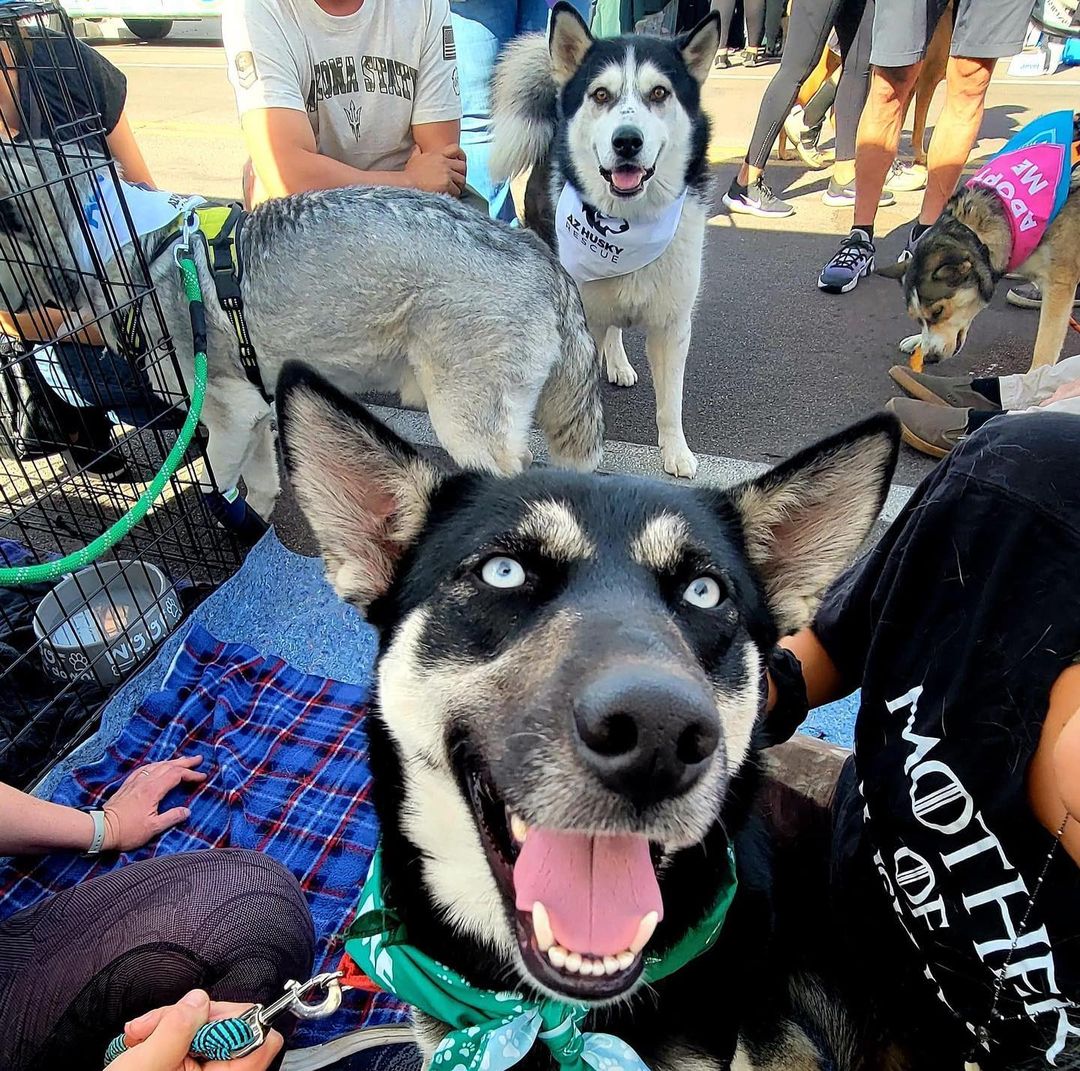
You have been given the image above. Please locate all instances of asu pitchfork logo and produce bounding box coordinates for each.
[343,100,363,143]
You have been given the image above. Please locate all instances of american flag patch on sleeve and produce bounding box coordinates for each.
[442,25,456,60]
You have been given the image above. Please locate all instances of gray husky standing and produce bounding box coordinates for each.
[0,146,604,517]
[491,4,720,479]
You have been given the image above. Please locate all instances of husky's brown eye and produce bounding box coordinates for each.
[592,87,611,105]
[649,85,669,103]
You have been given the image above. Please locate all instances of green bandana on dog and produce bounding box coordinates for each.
[343,844,737,1071]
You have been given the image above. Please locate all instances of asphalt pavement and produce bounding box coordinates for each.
[91,22,1080,494]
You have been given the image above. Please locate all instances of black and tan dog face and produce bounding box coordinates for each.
[884,225,996,363]
[278,366,897,1004]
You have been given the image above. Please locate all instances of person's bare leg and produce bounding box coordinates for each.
[833,159,856,184]
[738,161,763,186]
[918,55,994,226]
[852,63,920,227]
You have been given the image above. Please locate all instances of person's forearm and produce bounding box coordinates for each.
[0,781,95,855]
[253,148,412,200]
[106,112,156,188]
[767,627,846,712]
[0,306,105,347]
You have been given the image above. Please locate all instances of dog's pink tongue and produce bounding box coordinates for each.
[514,829,662,957]
[611,167,643,191]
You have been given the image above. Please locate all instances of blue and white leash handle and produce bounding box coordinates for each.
[103,972,345,1066]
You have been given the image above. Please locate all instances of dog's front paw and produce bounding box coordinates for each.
[607,363,638,387]
[603,330,637,387]
[662,442,698,479]
[898,333,921,355]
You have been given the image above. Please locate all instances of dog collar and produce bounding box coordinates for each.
[342,842,737,1071]
[555,182,687,285]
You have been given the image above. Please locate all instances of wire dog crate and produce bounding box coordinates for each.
[0,1,243,789]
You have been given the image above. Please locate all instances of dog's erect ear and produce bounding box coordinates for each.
[727,414,899,635]
[276,363,443,608]
[549,1,593,85]
[876,258,908,282]
[932,258,973,287]
[680,12,722,84]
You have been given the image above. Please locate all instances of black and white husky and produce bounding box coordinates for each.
[278,363,901,1071]
[491,4,720,480]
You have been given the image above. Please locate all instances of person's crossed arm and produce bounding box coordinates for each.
[238,108,465,201]
[224,0,465,203]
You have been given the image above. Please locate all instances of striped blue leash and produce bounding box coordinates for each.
[103,972,345,1066]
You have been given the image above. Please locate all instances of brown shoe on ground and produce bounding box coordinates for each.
[885,397,971,459]
[888,366,1000,411]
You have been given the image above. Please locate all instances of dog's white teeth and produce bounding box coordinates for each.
[547,944,639,977]
[510,813,529,844]
[532,902,554,952]
[628,911,659,955]
[548,945,568,969]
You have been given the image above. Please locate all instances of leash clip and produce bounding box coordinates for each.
[264,970,345,1022]
[102,972,345,1066]
[173,211,198,266]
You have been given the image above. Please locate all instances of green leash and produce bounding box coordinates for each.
[344,843,738,1071]
[0,250,209,587]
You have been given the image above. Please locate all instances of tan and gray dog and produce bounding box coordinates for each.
[883,166,1080,371]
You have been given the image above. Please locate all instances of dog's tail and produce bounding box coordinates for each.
[490,33,557,183]
[537,267,604,471]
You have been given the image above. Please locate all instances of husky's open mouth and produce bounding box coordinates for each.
[460,752,662,1001]
[598,164,655,198]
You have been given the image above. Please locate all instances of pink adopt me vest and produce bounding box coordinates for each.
[965,110,1074,272]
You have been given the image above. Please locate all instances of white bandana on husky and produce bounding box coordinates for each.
[556,183,686,284]
[75,172,202,272]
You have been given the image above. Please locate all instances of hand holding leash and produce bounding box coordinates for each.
[104,973,344,1068]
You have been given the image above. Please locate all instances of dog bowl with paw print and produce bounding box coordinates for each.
[34,560,183,687]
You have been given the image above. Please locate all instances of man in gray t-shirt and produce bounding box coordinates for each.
[223,0,465,206]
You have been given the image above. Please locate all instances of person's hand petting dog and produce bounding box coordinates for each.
[0,756,206,856]
[404,142,467,197]
[111,991,282,1071]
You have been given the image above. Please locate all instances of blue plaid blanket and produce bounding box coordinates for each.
[0,622,408,1047]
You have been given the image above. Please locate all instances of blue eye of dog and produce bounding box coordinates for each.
[683,576,723,609]
[480,556,527,589]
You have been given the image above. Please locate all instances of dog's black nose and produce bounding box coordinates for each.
[611,126,644,160]
[573,666,720,806]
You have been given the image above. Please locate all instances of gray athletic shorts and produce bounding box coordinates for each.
[870,0,1035,66]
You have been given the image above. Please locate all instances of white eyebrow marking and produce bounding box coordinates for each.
[630,512,691,570]
[516,500,594,560]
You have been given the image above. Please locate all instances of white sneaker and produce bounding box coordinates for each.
[885,160,928,192]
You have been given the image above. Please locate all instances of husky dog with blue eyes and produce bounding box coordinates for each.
[490,3,720,481]
[278,362,901,1071]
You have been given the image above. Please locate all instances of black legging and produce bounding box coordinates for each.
[711,0,739,49]
[713,0,782,50]
[746,0,783,50]
[0,850,315,1071]
[745,0,873,169]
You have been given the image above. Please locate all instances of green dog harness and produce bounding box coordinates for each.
[343,843,738,1071]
